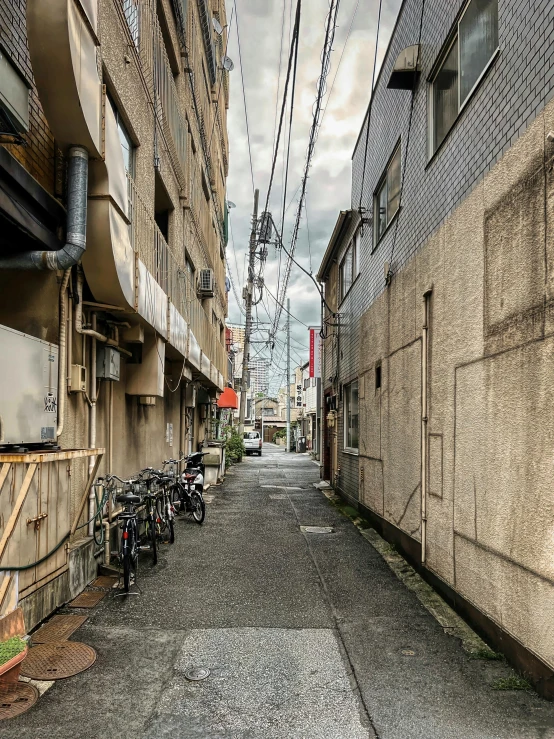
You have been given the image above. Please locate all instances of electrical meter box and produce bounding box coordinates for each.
[96,345,120,381]
[0,324,59,445]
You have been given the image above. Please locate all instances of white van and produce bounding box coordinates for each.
[244,431,262,456]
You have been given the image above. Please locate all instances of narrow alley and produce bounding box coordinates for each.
[4,445,554,739]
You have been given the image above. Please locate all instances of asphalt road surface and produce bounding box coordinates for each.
[5,444,554,738]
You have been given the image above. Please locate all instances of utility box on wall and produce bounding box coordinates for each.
[96,346,121,381]
[0,324,59,444]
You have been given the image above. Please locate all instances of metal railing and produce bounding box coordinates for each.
[127,175,227,378]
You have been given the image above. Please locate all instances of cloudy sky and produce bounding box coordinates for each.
[224,0,402,392]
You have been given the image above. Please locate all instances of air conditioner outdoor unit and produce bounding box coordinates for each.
[198,268,215,297]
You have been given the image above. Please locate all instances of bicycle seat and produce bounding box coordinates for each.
[116,493,141,505]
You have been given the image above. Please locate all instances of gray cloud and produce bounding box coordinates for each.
[225,0,402,391]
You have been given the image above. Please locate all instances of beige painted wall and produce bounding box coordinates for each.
[358,99,554,671]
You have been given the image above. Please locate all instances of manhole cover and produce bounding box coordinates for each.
[69,591,106,608]
[32,615,88,644]
[21,642,97,680]
[91,576,118,590]
[184,666,210,681]
[300,526,334,534]
[0,682,39,720]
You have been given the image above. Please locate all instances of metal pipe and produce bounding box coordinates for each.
[75,268,108,343]
[56,270,71,438]
[0,147,89,270]
[88,315,98,536]
[421,291,431,565]
[67,291,73,392]
[103,520,110,566]
[108,380,114,522]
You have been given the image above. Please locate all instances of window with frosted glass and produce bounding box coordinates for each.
[344,380,359,451]
[430,0,498,153]
[373,143,401,245]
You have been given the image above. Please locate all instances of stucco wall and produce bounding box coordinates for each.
[356,101,554,672]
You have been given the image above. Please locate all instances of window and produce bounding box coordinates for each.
[339,247,352,302]
[108,95,135,177]
[344,380,359,452]
[352,229,360,279]
[122,0,140,49]
[430,0,498,153]
[375,364,382,390]
[373,143,401,245]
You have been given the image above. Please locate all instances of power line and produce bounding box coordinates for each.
[262,0,301,219]
[234,0,255,196]
[272,0,342,336]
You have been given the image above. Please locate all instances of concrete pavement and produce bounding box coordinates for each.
[4,443,554,738]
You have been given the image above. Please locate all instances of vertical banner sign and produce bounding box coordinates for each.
[309,327,322,378]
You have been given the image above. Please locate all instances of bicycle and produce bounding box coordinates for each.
[136,469,160,565]
[164,455,206,525]
[101,474,142,592]
[145,468,177,544]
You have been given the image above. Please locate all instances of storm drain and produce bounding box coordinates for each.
[300,526,334,534]
[91,576,118,590]
[32,615,88,644]
[0,682,39,720]
[20,642,97,680]
[69,590,106,608]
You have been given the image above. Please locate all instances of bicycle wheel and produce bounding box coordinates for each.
[149,514,158,564]
[191,492,205,525]
[171,484,183,514]
[123,553,131,592]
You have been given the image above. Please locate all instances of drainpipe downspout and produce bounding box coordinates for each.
[421,291,431,565]
[56,269,71,438]
[0,146,89,270]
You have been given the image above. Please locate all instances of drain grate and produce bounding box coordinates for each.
[300,526,334,534]
[91,576,117,590]
[0,682,39,720]
[21,642,96,680]
[32,615,88,644]
[184,666,210,681]
[69,591,106,608]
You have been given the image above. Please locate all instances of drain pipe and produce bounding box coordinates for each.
[56,269,71,438]
[0,147,89,270]
[75,268,108,343]
[421,291,431,565]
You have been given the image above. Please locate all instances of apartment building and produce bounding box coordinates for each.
[318,0,554,697]
[0,0,230,627]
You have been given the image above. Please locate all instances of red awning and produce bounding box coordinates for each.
[217,387,239,409]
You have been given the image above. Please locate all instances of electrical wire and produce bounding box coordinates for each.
[234,0,256,196]
[272,0,342,336]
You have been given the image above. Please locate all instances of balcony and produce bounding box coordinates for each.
[127,175,227,380]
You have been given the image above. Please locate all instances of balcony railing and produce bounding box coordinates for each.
[127,175,227,378]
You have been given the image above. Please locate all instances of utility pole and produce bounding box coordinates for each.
[286,297,291,453]
[239,188,259,435]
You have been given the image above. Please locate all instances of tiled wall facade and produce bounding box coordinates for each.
[0,0,57,195]
[334,0,554,502]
